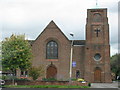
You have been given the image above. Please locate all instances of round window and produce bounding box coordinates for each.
[94,53,101,61]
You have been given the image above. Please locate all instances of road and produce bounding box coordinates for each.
[91,81,119,88]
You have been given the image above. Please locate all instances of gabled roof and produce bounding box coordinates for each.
[32,20,69,44]
[29,21,86,46]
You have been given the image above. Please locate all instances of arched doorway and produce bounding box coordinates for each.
[46,65,57,79]
[94,68,101,82]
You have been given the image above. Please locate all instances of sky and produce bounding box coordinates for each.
[0,0,119,56]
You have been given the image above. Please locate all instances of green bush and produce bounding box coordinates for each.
[2,75,14,80]
[42,78,57,81]
[2,76,7,80]
[0,76,2,79]
[29,66,44,80]
[14,78,30,81]
[71,78,77,81]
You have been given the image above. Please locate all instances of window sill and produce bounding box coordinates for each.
[46,59,58,61]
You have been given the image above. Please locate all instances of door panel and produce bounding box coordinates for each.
[46,65,57,79]
[94,69,101,82]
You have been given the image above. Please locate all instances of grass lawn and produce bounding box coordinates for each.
[4,85,90,88]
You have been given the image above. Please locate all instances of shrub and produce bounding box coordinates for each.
[2,75,15,80]
[14,78,30,81]
[29,65,44,80]
[29,67,40,80]
[71,78,77,81]
[42,78,57,81]
[2,76,8,80]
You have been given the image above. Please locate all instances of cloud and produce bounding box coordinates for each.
[111,43,118,56]
[0,0,119,56]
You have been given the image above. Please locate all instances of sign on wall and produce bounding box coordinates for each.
[72,61,76,67]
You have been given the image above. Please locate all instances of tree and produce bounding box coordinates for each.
[29,65,44,80]
[2,34,32,75]
[110,53,120,79]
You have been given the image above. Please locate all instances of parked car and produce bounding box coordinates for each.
[77,78,85,82]
[0,79,5,85]
[77,78,87,83]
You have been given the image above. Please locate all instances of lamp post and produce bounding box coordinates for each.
[69,32,74,82]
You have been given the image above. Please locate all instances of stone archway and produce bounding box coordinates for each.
[46,65,57,79]
[94,68,101,83]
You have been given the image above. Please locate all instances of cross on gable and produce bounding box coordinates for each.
[94,28,100,37]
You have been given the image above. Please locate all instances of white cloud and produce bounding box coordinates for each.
[0,0,119,56]
[1,0,118,24]
[111,44,118,56]
[3,7,27,25]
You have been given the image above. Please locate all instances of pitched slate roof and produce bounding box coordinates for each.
[70,40,86,45]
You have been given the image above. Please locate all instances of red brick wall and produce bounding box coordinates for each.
[84,9,112,83]
[5,80,88,86]
[31,21,71,81]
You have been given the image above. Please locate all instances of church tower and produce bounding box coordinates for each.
[84,8,112,83]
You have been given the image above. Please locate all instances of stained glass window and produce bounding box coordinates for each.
[94,53,101,61]
[46,41,58,59]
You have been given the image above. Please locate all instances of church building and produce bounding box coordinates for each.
[29,8,112,83]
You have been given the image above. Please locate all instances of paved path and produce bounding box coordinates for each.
[91,81,119,88]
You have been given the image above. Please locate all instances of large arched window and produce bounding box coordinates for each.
[46,41,58,59]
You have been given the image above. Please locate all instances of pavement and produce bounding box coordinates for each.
[91,81,119,88]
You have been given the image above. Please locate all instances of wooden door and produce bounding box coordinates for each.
[94,69,101,82]
[46,65,57,79]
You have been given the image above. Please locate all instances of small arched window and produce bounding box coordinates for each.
[46,41,58,59]
[93,13,102,22]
